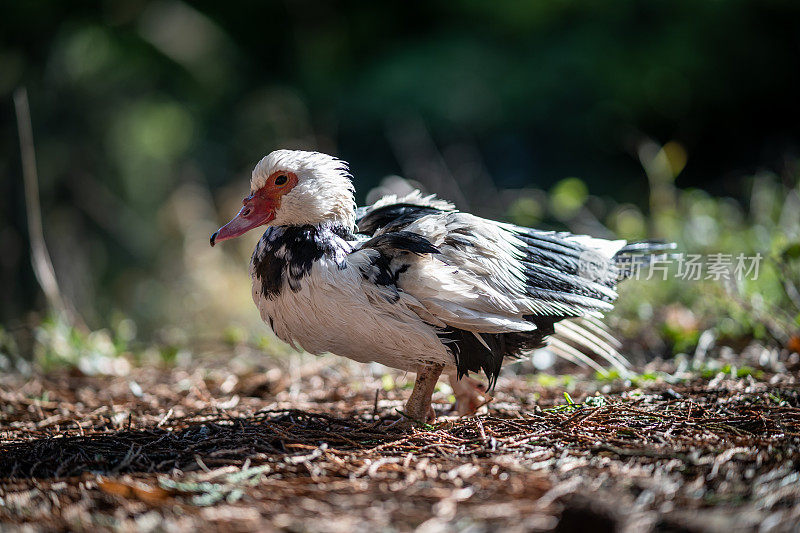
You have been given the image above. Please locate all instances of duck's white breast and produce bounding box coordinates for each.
[251,255,454,372]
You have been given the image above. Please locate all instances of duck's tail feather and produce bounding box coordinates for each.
[614,240,677,257]
[549,317,630,374]
[613,240,678,280]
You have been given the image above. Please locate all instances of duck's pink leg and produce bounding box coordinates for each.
[397,363,444,426]
[449,374,491,415]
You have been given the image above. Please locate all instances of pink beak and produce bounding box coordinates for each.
[210,194,276,246]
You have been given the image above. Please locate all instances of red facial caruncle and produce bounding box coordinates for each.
[210,171,298,246]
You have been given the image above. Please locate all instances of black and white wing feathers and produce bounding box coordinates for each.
[354,191,669,384]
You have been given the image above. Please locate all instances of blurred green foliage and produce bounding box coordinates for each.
[607,158,800,356]
[33,316,133,374]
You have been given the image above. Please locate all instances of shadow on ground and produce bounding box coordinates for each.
[0,410,401,478]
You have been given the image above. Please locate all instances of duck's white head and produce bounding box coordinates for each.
[211,150,356,246]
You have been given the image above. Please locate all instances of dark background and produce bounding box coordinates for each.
[2,0,799,340]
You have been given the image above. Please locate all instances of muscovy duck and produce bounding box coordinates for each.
[211,150,670,425]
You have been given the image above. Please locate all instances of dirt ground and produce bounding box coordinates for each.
[1,352,799,533]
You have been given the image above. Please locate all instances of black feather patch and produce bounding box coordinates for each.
[361,231,440,256]
[513,229,623,307]
[356,203,443,234]
[440,317,561,390]
[252,244,285,299]
[357,231,438,301]
[251,224,350,299]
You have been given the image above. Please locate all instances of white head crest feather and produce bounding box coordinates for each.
[251,150,356,230]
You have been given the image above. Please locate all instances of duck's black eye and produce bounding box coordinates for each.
[274,174,288,186]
